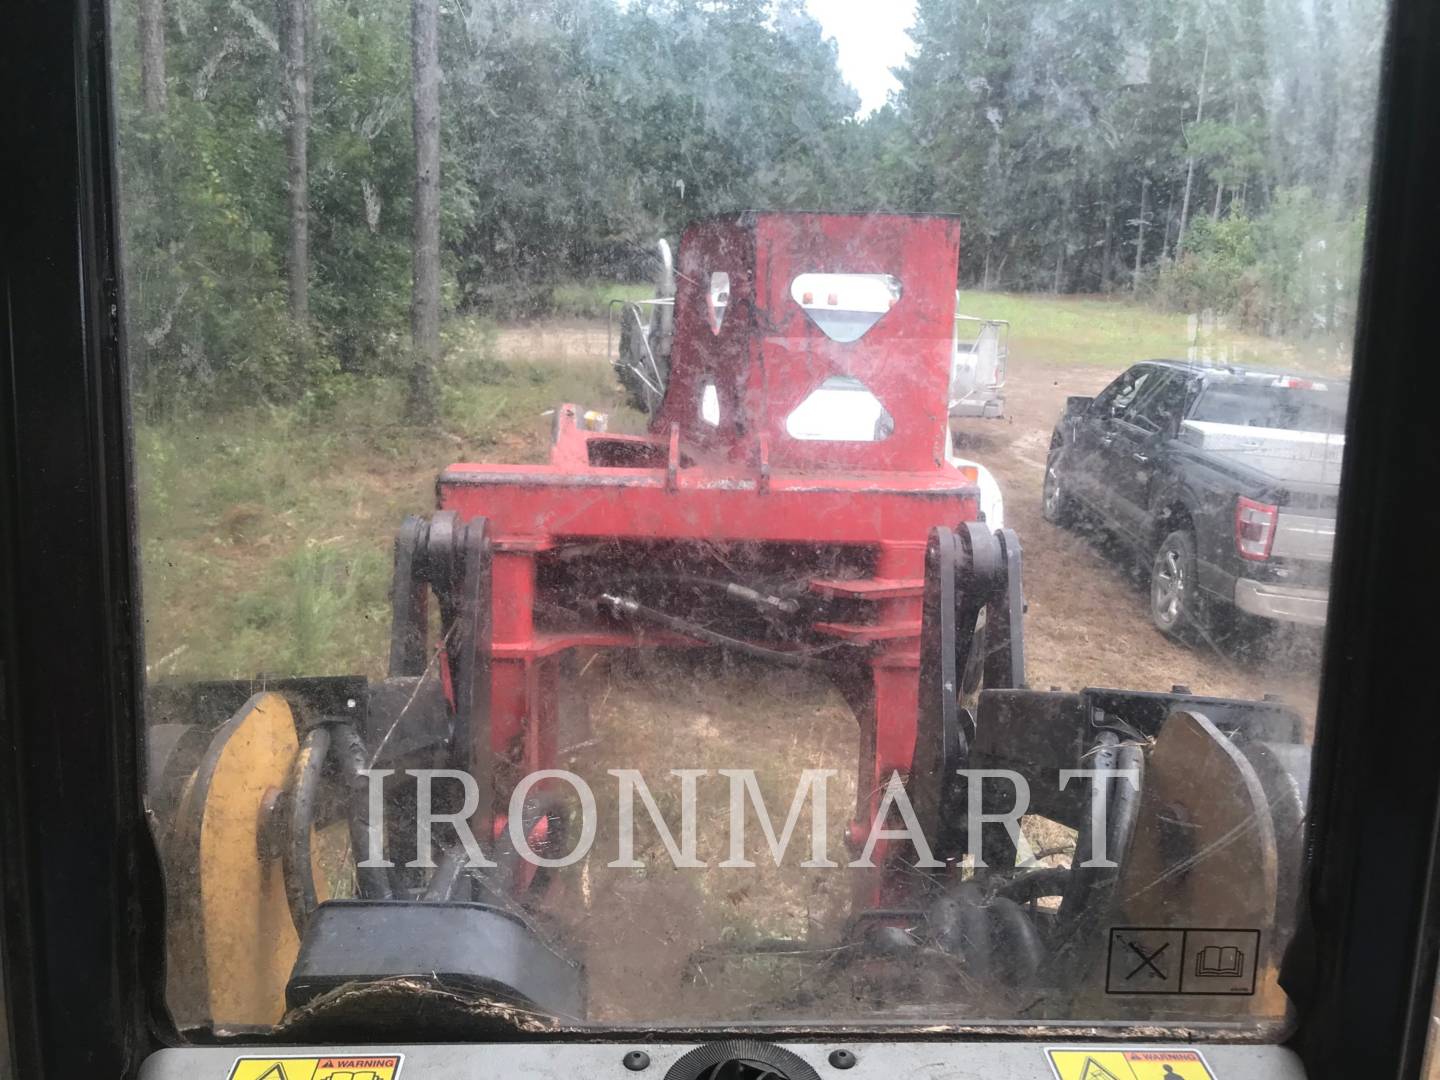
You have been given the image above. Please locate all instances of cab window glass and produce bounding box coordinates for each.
[1105,367,1155,417]
[1191,382,1348,433]
[1129,373,1188,434]
[108,0,1385,1040]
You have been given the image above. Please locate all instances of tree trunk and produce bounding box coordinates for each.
[284,0,310,327]
[138,0,167,112]
[1052,189,1071,294]
[1176,39,1209,257]
[1212,181,1224,220]
[409,0,442,424]
[1101,197,1114,292]
[1132,177,1150,292]
[1160,187,1176,261]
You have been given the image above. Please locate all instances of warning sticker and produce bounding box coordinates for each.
[227,1054,403,1080]
[1047,1047,1215,1080]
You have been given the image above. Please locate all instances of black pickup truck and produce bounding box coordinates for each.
[1041,360,1347,640]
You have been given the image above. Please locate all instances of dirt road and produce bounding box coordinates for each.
[494,317,611,365]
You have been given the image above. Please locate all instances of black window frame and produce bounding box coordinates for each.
[4,1,1440,1077]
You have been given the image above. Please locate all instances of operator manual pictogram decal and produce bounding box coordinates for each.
[1106,927,1260,995]
[1047,1047,1216,1080]
[226,1054,403,1080]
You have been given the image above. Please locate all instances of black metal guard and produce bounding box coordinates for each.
[913,523,1026,859]
[386,512,493,781]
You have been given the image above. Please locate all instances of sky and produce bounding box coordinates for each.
[803,0,919,115]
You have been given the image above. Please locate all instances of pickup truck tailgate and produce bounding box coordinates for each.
[1273,512,1336,561]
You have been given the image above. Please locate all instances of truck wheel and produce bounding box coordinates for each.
[1150,530,1203,639]
[1041,449,1077,527]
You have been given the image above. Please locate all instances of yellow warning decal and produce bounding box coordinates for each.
[1047,1047,1215,1080]
[227,1054,403,1080]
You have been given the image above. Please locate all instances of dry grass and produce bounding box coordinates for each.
[136,340,630,680]
[543,652,860,1022]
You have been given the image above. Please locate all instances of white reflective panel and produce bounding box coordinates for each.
[784,376,893,442]
[708,272,730,334]
[699,381,720,426]
[790,273,901,342]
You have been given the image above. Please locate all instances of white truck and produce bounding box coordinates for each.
[950,314,1009,419]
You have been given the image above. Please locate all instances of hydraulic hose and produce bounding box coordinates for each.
[605,572,802,615]
[599,593,833,671]
[423,845,471,902]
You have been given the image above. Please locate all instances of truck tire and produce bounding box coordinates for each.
[1150,529,1205,640]
[1041,448,1078,527]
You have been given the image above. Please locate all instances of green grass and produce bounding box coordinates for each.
[556,281,1350,372]
[959,290,1194,367]
[548,280,655,320]
[137,320,633,681]
[960,289,1352,375]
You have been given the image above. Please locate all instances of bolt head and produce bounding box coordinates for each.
[829,1048,857,1069]
[623,1050,650,1072]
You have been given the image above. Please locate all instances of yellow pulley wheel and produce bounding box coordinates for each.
[164,692,352,1030]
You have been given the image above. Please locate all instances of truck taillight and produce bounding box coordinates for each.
[1235,496,1278,560]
